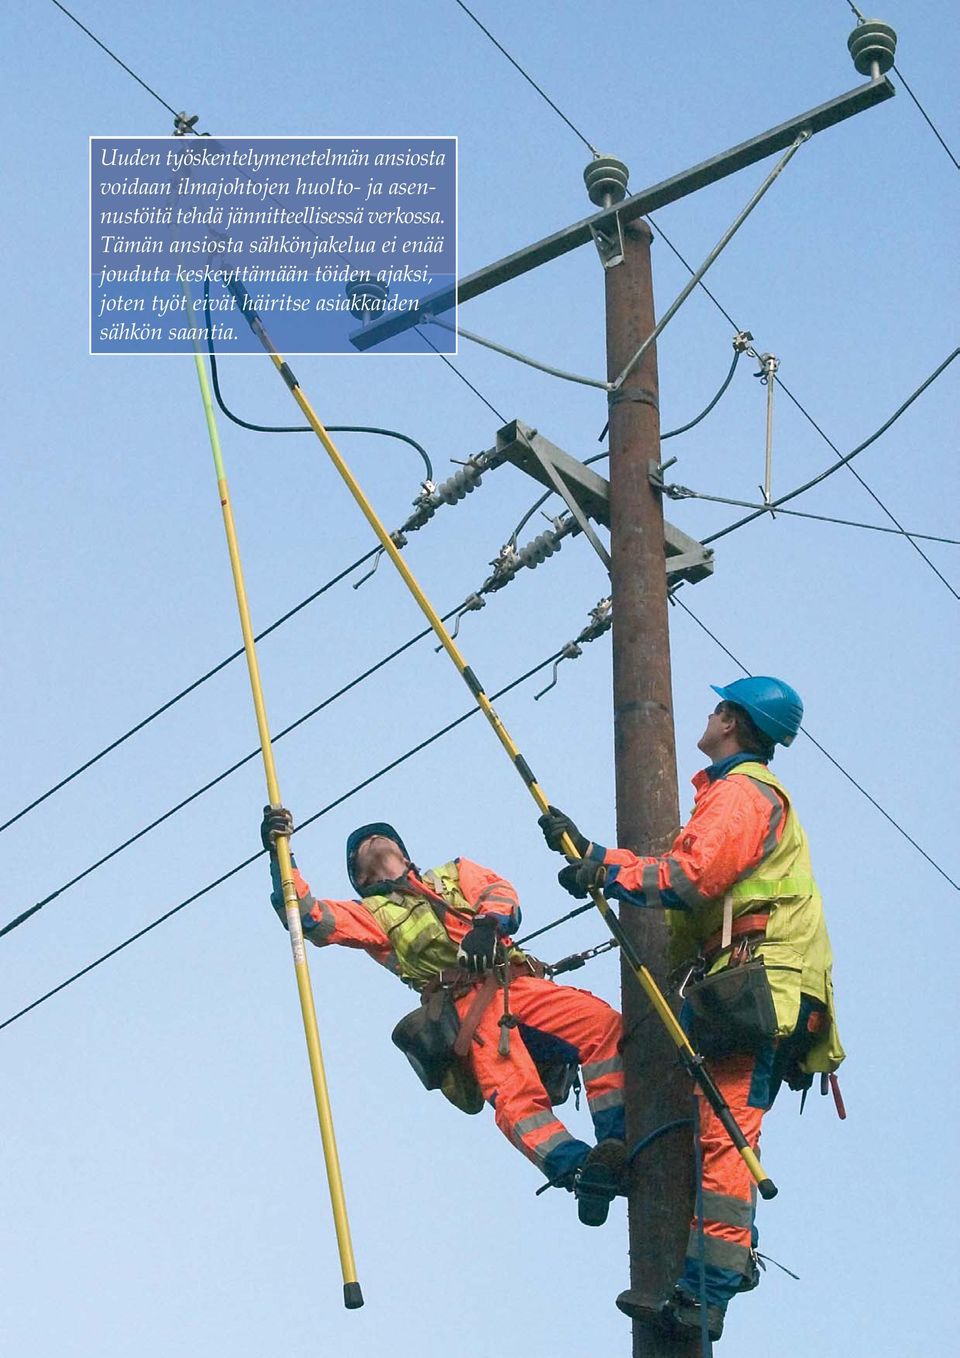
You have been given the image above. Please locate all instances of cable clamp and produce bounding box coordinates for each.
[733,330,754,353]
[755,352,779,385]
[173,112,200,136]
[433,594,485,650]
[648,456,679,492]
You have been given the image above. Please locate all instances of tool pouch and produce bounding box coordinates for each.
[391,993,483,1115]
[684,959,778,1057]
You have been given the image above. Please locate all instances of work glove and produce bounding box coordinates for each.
[456,916,500,974]
[261,805,294,853]
[557,860,607,899]
[538,806,592,857]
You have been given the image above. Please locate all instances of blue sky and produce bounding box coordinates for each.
[2,3,957,1355]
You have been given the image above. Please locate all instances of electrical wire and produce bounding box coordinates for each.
[842,0,960,170]
[510,344,744,543]
[0,605,467,939]
[701,350,960,600]
[47,0,180,119]
[671,594,960,892]
[423,315,610,390]
[450,1,598,156]
[680,494,960,543]
[0,644,567,1033]
[649,218,960,598]
[0,548,378,835]
[202,282,434,480]
[416,325,508,422]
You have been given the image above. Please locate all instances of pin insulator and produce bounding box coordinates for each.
[847,20,897,76]
[583,156,630,208]
[346,273,389,318]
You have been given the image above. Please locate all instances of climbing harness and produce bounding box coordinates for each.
[180,281,363,1311]
[221,277,779,1200]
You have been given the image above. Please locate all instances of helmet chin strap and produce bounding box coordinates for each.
[356,861,419,899]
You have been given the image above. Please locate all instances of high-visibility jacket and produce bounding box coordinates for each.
[271,856,522,990]
[599,758,844,1074]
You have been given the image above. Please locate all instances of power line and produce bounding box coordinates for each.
[701,349,960,602]
[650,217,960,598]
[0,547,378,835]
[202,283,435,481]
[0,645,566,1033]
[48,0,180,119]
[450,1,598,156]
[841,0,959,169]
[510,342,745,542]
[671,594,960,892]
[0,606,465,939]
[416,325,508,422]
[664,489,960,545]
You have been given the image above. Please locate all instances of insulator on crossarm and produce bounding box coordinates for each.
[847,19,897,77]
[583,155,630,208]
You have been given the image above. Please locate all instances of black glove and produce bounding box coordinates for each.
[456,916,500,974]
[261,805,294,852]
[538,805,591,856]
[557,860,607,899]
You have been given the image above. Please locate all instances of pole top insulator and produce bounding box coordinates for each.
[173,112,200,136]
[583,156,630,208]
[847,19,897,76]
[345,272,389,320]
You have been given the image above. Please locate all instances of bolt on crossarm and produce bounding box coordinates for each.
[183,286,363,1312]
[226,282,776,1211]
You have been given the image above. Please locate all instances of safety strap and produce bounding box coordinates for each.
[453,973,499,1058]
[721,892,733,950]
[702,911,770,961]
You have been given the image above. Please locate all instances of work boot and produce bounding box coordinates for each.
[575,1139,628,1227]
[661,1288,725,1344]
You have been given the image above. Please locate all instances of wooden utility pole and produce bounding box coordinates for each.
[605,221,700,1356]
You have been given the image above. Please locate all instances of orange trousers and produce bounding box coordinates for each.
[454,973,624,1179]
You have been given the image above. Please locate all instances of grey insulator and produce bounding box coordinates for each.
[847,20,897,76]
[436,462,483,505]
[517,525,566,570]
[583,156,630,207]
[345,272,389,317]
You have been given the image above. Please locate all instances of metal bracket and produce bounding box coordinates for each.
[498,419,714,584]
[589,212,625,270]
[498,421,612,569]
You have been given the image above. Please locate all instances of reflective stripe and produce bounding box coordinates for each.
[588,1089,625,1113]
[643,862,662,909]
[513,1108,558,1139]
[305,896,336,943]
[475,887,519,908]
[666,856,710,909]
[700,1190,754,1230]
[687,1234,752,1274]
[745,777,784,863]
[531,1128,579,1166]
[581,1056,623,1082]
[732,874,814,902]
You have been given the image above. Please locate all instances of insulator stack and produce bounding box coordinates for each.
[583,156,630,207]
[847,19,897,76]
[399,459,487,533]
[346,273,389,319]
[483,518,576,593]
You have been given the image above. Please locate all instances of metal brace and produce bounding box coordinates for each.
[589,212,626,270]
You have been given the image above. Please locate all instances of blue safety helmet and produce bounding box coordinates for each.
[346,821,412,896]
[710,676,804,747]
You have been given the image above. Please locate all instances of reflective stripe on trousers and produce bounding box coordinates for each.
[454,974,624,1174]
[681,1052,761,1308]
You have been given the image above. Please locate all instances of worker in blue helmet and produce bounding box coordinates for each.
[539,676,844,1343]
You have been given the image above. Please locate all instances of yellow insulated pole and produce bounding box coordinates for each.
[230,291,775,1199]
[184,289,363,1309]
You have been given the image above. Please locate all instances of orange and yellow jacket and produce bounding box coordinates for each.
[593,752,843,1070]
[270,856,521,990]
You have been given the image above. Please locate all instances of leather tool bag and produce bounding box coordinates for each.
[684,959,778,1058]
